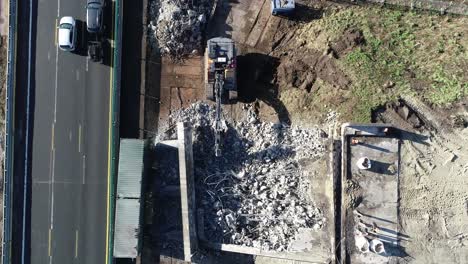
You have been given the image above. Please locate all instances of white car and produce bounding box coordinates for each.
[58,16,77,51]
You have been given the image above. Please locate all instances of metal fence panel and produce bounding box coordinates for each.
[113,199,141,258]
[117,139,145,198]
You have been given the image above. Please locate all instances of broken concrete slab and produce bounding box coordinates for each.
[341,124,405,264]
[177,122,198,262]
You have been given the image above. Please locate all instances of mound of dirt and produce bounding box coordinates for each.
[275,28,366,93]
[277,50,351,92]
[330,28,365,58]
[277,58,315,92]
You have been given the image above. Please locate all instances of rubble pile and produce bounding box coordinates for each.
[148,0,212,57]
[160,102,327,251]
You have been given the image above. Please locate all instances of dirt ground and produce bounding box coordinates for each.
[399,128,468,263]
[147,0,468,129]
[268,2,468,125]
[0,34,7,255]
[0,36,6,129]
[339,122,468,264]
[144,0,468,263]
[0,0,11,258]
[226,10,468,264]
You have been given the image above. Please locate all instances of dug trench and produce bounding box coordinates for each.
[233,27,363,126]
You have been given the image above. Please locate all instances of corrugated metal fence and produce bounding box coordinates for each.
[114,139,145,259]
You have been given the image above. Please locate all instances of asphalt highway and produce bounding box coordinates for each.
[29,0,113,263]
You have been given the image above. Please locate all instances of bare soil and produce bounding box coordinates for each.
[0,36,6,131]
[0,35,7,257]
[267,2,468,124]
[399,128,468,263]
[143,0,468,263]
[367,97,468,263]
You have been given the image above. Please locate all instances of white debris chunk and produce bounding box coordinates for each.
[148,0,212,58]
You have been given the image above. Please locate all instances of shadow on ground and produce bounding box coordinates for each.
[206,0,236,39]
[119,0,144,138]
[288,3,324,23]
[237,52,290,125]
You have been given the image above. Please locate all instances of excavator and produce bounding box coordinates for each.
[204,37,237,157]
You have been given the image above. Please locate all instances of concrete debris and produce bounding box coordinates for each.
[148,0,212,58]
[369,239,385,254]
[444,152,457,165]
[357,157,372,170]
[160,102,327,251]
[355,231,370,253]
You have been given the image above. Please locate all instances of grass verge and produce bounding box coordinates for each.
[293,5,468,122]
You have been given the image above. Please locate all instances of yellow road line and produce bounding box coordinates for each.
[105,1,116,263]
[48,229,52,256]
[75,230,79,258]
[54,19,58,46]
[78,124,82,153]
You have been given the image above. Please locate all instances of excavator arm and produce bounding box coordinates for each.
[214,72,225,157]
[205,37,236,157]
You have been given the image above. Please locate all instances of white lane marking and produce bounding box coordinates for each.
[48,51,51,61]
[54,19,58,47]
[47,122,56,261]
[75,230,79,258]
[50,1,60,259]
[49,229,53,263]
[82,155,86,184]
[50,148,56,229]
[78,124,82,153]
[76,70,80,80]
[69,130,72,142]
[34,181,79,184]
[34,181,81,184]
[86,57,89,72]
[48,229,52,257]
[82,155,86,185]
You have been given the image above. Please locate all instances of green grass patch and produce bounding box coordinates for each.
[429,67,468,106]
[326,7,467,121]
[296,6,468,122]
[321,9,360,37]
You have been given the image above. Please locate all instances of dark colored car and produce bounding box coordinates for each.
[86,0,104,33]
[88,41,103,62]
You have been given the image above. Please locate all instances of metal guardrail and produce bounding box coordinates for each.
[2,0,18,262]
[107,0,122,263]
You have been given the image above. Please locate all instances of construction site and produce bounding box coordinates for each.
[117,0,468,263]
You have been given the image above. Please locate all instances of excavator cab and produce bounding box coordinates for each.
[205,37,237,103]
